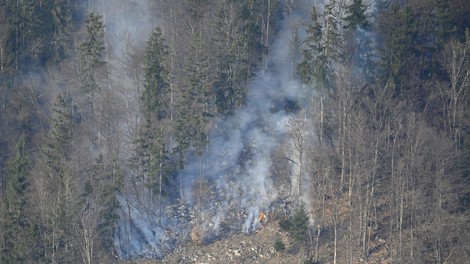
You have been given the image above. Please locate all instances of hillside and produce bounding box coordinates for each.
[1,0,470,263]
[129,220,299,264]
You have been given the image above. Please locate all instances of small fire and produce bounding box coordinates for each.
[258,212,267,223]
[191,226,202,244]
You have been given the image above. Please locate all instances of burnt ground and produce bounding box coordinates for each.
[119,193,395,264]
[120,220,306,264]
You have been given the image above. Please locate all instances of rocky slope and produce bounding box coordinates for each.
[121,220,307,264]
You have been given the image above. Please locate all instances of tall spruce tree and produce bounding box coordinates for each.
[77,154,119,263]
[213,0,250,114]
[433,0,454,49]
[80,12,105,95]
[185,31,212,156]
[41,93,78,263]
[1,136,33,263]
[297,7,323,86]
[343,0,374,79]
[46,0,74,62]
[322,0,341,80]
[142,27,171,121]
[343,0,369,31]
[136,27,171,223]
[378,4,416,95]
[6,0,37,71]
[176,31,212,159]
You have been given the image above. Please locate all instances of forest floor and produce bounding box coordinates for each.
[120,219,308,264]
[119,192,396,264]
[120,221,391,264]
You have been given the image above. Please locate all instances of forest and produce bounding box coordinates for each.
[0,0,469,263]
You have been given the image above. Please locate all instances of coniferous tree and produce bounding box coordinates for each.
[433,0,454,49]
[297,6,329,146]
[343,0,369,31]
[175,30,213,201]
[0,1,14,73]
[297,6,325,88]
[44,0,74,62]
[40,93,78,263]
[6,0,37,71]
[242,0,264,73]
[378,4,416,95]
[142,27,171,121]
[1,136,34,263]
[290,202,309,244]
[213,0,249,114]
[186,31,212,156]
[432,0,455,77]
[76,154,119,263]
[322,0,341,82]
[342,0,374,79]
[176,31,213,162]
[135,27,172,222]
[80,12,105,95]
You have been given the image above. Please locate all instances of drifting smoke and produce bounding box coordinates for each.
[92,0,315,260]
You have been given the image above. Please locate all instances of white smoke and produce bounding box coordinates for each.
[89,0,316,260]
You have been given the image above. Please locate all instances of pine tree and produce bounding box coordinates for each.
[1,136,33,263]
[46,0,74,61]
[187,32,212,155]
[342,0,374,79]
[213,0,249,114]
[174,30,213,200]
[77,154,120,263]
[433,0,454,49]
[178,31,213,157]
[135,27,172,222]
[6,0,37,71]
[343,0,369,31]
[432,0,456,78]
[322,0,341,79]
[297,6,325,87]
[41,93,78,263]
[141,27,171,193]
[80,12,106,95]
[242,0,264,74]
[290,202,309,244]
[142,27,171,121]
[378,4,416,95]
[47,94,74,165]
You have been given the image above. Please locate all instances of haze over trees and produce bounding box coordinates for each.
[0,0,469,263]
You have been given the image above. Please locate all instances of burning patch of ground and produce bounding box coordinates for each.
[120,220,304,264]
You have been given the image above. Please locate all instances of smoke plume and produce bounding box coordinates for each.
[91,0,315,259]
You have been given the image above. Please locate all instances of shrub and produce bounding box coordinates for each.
[274,235,286,252]
[290,202,309,243]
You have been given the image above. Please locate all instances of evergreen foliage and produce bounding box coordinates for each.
[213,1,250,114]
[377,4,416,95]
[80,12,105,94]
[143,27,170,120]
[180,31,213,156]
[136,26,171,211]
[40,93,77,263]
[290,202,309,243]
[323,0,341,65]
[1,137,33,263]
[297,7,325,87]
[278,202,310,244]
[0,1,469,262]
[343,0,369,31]
[274,234,286,252]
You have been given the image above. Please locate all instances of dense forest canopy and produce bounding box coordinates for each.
[0,0,469,263]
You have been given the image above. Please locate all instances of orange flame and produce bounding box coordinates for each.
[258,212,266,223]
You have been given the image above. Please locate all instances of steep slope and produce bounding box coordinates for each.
[121,220,304,264]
